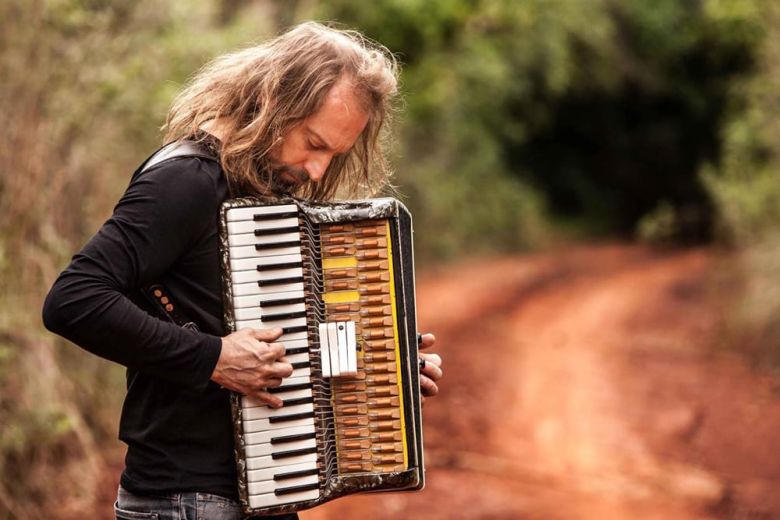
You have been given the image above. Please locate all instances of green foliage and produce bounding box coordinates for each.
[700,2,780,368]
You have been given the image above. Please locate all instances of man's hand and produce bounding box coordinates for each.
[211,328,293,408]
[419,333,442,403]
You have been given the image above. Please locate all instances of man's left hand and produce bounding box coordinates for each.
[418,333,442,402]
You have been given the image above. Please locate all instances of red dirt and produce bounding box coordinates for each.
[84,245,780,519]
[303,245,780,520]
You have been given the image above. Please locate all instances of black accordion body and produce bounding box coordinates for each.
[217,197,425,515]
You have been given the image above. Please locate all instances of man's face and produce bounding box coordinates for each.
[269,78,369,193]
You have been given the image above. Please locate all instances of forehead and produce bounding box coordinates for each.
[303,78,369,153]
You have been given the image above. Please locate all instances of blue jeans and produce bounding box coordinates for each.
[115,486,299,520]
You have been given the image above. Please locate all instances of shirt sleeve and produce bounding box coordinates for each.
[42,157,223,391]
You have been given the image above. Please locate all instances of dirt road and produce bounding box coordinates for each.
[303,245,780,520]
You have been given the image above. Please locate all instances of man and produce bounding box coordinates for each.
[42,22,442,520]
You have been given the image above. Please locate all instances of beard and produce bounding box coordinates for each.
[268,164,308,196]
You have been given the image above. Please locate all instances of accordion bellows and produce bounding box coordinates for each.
[218,197,425,516]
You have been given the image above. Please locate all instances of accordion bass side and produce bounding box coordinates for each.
[218,197,425,515]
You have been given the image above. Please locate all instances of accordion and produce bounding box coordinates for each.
[218,197,425,516]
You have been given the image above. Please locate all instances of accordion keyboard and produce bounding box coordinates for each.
[225,204,320,509]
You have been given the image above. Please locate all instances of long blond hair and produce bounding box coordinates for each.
[162,22,399,200]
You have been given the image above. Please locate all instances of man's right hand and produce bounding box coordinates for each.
[211,328,293,408]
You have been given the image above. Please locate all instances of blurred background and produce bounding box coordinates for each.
[2,0,780,518]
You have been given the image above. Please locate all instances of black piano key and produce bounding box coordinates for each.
[281,396,313,407]
[256,261,303,272]
[261,311,307,322]
[253,211,298,221]
[254,226,300,236]
[267,382,312,394]
[259,297,305,308]
[283,325,308,334]
[255,240,301,251]
[268,411,315,424]
[275,482,320,496]
[291,361,310,370]
[258,276,304,287]
[271,432,316,445]
[272,446,317,460]
[284,346,309,356]
[273,468,319,481]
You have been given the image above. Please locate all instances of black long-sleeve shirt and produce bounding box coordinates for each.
[42,148,240,497]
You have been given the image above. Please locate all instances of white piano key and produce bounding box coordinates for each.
[318,323,332,378]
[241,425,315,448]
[284,353,310,365]
[247,484,320,509]
[337,321,349,376]
[246,450,317,471]
[230,244,301,259]
[270,375,311,390]
[234,302,306,321]
[279,339,310,351]
[226,204,298,222]
[248,489,320,510]
[247,461,317,483]
[289,366,311,379]
[243,415,314,437]
[231,281,305,297]
[243,423,314,442]
[280,331,308,342]
[242,386,312,410]
[235,317,307,331]
[346,321,357,375]
[247,473,319,496]
[242,402,313,421]
[243,436,316,458]
[231,254,303,273]
[234,291,305,309]
[228,232,301,250]
[231,266,304,284]
[225,327,308,341]
[327,323,340,377]
[228,224,301,246]
[226,211,297,229]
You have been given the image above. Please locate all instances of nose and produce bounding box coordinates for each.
[304,153,331,183]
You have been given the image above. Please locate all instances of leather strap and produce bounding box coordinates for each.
[139,140,218,331]
[141,140,217,173]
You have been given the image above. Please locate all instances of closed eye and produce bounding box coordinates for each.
[307,139,327,152]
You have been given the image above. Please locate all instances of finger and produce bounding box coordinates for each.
[420,352,442,367]
[267,342,287,359]
[419,375,439,397]
[266,377,283,388]
[419,333,436,350]
[422,361,443,382]
[252,390,283,409]
[251,327,284,342]
[272,361,294,378]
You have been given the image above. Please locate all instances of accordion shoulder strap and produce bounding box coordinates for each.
[138,139,218,331]
[140,139,219,174]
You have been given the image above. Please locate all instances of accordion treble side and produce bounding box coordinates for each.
[217,197,424,516]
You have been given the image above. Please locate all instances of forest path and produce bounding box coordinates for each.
[304,245,780,519]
